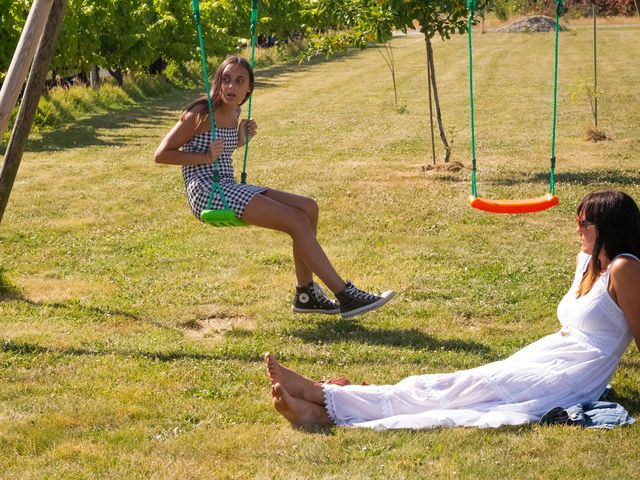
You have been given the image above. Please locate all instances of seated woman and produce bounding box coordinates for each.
[264,190,640,429]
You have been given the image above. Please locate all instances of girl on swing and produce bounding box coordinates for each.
[155,56,394,318]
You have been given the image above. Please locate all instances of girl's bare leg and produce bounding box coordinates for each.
[242,193,345,293]
[271,383,333,428]
[261,189,318,287]
[264,352,326,405]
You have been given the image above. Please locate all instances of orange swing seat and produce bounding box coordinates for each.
[467,193,559,214]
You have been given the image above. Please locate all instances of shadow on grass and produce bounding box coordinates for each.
[255,49,361,86]
[0,286,175,333]
[290,423,336,435]
[432,168,640,187]
[0,89,196,154]
[535,170,640,187]
[1,338,259,363]
[614,358,640,414]
[608,390,640,415]
[0,269,21,302]
[0,284,254,363]
[493,170,639,187]
[0,52,363,156]
[288,318,494,357]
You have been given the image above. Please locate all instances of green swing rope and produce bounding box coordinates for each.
[191,0,259,211]
[241,0,259,184]
[467,0,563,198]
[191,0,229,211]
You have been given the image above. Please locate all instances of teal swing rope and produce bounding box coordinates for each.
[549,0,564,196]
[191,0,259,212]
[467,0,478,198]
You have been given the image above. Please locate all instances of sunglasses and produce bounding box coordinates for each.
[576,215,595,229]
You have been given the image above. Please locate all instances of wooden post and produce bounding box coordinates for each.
[592,1,598,129]
[0,0,68,224]
[0,0,54,145]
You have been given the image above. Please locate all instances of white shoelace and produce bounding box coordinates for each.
[344,284,378,301]
[311,282,336,306]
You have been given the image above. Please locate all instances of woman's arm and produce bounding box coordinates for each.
[154,111,223,166]
[610,257,640,350]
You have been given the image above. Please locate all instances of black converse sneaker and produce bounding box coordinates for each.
[292,282,340,314]
[336,281,395,318]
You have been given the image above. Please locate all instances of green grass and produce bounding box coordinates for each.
[1,28,640,479]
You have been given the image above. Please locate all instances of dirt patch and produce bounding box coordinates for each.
[181,312,255,340]
[585,128,610,142]
[422,161,465,173]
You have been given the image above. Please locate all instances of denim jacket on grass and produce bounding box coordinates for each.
[540,402,635,429]
[539,386,636,429]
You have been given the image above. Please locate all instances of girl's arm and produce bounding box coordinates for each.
[154,111,223,166]
[610,257,640,350]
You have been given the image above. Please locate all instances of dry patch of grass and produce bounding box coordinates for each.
[17,275,109,303]
[566,15,640,27]
[481,14,639,30]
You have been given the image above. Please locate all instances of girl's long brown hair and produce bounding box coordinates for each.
[576,190,640,297]
[180,56,255,130]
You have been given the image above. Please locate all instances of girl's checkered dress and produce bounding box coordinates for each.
[181,127,268,220]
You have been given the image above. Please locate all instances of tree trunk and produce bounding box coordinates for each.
[376,42,398,108]
[108,68,123,86]
[424,35,451,163]
[90,64,100,89]
[391,68,398,107]
[426,46,436,165]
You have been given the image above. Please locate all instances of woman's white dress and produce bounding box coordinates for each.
[323,252,636,429]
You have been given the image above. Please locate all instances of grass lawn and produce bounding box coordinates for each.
[1,25,640,479]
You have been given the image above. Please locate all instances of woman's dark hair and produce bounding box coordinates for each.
[577,190,640,296]
[180,56,254,129]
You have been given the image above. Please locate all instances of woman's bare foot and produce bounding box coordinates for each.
[271,383,333,428]
[264,352,325,404]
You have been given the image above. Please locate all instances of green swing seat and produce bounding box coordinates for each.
[200,208,248,227]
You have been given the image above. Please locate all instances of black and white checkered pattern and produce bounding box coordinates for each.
[181,127,267,220]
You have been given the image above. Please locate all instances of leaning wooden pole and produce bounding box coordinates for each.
[0,0,54,144]
[0,0,67,224]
